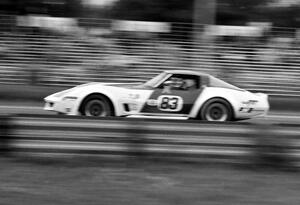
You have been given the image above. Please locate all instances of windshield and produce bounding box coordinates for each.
[143,72,169,87]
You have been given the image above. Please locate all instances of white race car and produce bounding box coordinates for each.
[44,70,269,121]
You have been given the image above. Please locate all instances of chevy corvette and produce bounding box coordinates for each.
[44,70,269,121]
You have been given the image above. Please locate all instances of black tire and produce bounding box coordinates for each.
[80,95,113,117]
[199,98,233,121]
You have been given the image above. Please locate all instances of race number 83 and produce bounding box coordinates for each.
[157,95,183,112]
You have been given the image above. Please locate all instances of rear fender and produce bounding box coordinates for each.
[189,87,239,119]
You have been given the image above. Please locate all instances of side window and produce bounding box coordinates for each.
[182,78,198,90]
[159,74,200,90]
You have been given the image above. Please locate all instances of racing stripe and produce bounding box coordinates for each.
[141,88,204,115]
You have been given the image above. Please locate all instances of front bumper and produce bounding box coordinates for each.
[44,96,80,115]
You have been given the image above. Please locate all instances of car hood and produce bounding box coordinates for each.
[76,82,152,89]
[46,82,153,100]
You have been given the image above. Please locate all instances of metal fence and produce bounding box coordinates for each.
[0,15,299,96]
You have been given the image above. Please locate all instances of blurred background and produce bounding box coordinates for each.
[0,2,300,205]
[0,0,299,96]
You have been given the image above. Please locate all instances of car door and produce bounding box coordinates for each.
[140,74,204,115]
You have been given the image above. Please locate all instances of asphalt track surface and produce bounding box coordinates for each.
[0,101,299,124]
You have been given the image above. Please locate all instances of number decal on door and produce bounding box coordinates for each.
[158,95,183,112]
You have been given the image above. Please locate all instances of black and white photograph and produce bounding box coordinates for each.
[0,0,299,204]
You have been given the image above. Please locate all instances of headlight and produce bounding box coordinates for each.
[63,96,78,100]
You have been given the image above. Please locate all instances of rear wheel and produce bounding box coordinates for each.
[200,99,233,121]
[81,95,113,117]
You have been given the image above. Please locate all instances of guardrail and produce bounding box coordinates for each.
[0,115,299,168]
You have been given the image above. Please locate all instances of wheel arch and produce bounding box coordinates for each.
[197,97,235,120]
[79,93,116,116]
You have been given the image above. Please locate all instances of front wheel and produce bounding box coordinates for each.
[200,99,233,121]
[81,96,113,117]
